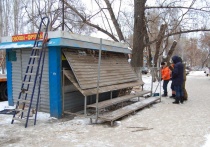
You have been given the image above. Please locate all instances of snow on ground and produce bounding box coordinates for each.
[0,71,210,147]
[0,101,8,110]
[142,73,162,93]
[203,134,210,147]
[142,71,210,147]
[189,71,206,76]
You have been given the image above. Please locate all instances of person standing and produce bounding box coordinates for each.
[169,63,176,98]
[171,56,184,104]
[161,62,171,97]
[179,57,188,101]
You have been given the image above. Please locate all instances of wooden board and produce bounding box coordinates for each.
[63,51,138,90]
[87,90,151,109]
[63,70,144,96]
[98,97,160,121]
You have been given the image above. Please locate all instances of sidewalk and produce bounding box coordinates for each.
[0,71,210,147]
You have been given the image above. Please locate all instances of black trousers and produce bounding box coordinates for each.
[163,80,170,95]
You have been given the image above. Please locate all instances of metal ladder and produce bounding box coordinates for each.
[11,17,50,128]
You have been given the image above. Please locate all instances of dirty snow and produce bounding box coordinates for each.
[0,71,210,147]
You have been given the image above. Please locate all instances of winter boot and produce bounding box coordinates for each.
[162,94,167,97]
[173,97,180,104]
[170,94,176,98]
[180,96,184,104]
[172,101,179,104]
[162,92,168,97]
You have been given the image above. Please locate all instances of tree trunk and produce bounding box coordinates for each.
[144,17,152,67]
[132,0,147,82]
[154,24,167,67]
[132,0,146,68]
[4,0,9,36]
[32,0,35,33]
[0,1,2,37]
[14,0,19,35]
[165,40,177,65]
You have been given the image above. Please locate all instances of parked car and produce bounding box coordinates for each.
[142,67,149,74]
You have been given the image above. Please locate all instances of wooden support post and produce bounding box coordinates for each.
[95,38,102,123]
[111,121,113,127]
[110,91,112,99]
[84,96,87,116]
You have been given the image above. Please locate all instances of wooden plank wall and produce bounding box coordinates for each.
[63,69,141,96]
[63,50,138,90]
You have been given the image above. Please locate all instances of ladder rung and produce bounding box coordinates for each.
[25,73,36,75]
[33,47,42,50]
[21,90,31,94]
[17,99,30,103]
[27,64,37,67]
[15,109,28,113]
[12,117,25,122]
[22,81,34,84]
[13,117,34,121]
[30,56,40,58]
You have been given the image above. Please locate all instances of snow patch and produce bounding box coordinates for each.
[203,134,210,147]
[0,101,15,111]
[70,117,91,125]
[37,112,51,121]
[189,71,205,76]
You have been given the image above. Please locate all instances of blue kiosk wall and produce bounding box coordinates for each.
[48,46,62,118]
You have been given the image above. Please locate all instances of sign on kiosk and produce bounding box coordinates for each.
[12,32,43,42]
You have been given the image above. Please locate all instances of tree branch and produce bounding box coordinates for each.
[104,0,125,41]
[165,40,177,65]
[147,28,210,47]
[94,0,115,37]
[146,6,210,13]
[64,0,119,41]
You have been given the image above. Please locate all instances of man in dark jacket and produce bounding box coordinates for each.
[171,56,184,104]
[179,57,188,101]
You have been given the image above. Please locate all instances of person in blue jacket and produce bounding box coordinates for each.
[171,56,184,104]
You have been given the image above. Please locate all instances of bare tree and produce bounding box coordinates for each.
[13,0,20,35]
[200,33,210,67]
[131,0,146,79]
[2,0,10,36]
[0,1,3,37]
[184,38,201,67]
[21,0,95,34]
[2,0,210,78]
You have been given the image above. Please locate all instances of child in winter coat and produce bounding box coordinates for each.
[161,62,171,97]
